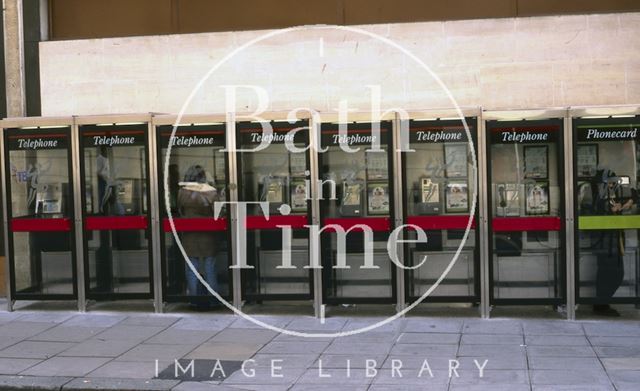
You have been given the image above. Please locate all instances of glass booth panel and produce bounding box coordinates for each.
[4,128,75,297]
[319,122,394,303]
[157,124,231,304]
[403,119,479,301]
[237,121,311,299]
[80,125,152,298]
[574,117,640,304]
[487,120,565,303]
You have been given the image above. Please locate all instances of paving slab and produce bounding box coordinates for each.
[450,386,529,391]
[62,315,126,328]
[295,368,376,385]
[525,335,589,346]
[602,357,640,371]
[171,317,235,331]
[530,369,611,386]
[87,360,166,379]
[462,320,523,335]
[17,312,76,324]
[323,341,392,355]
[20,357,111,377]
[532,386,615,391]
[185,342,264,360]
[527,345,596,357]
[583,322,640,337]
[370,385,448,391]
[389,344,458,356]
[457,344,525,357]
[29,326,106,343]
[594,346,640,358]
[115,343,197,362]
[248,354,319,369]
[403,318,463,333]
[0,322,56,339]
[208,328,277,345]
[528,356,604,370]
[258,341,329,355]
[0,341,74,359]
[371,369,451,385]
[145,329,218,345]
[522,320,585,336]
[0,358,42,375]
[313,354,387,369]
[589,336,640,347]
[397,333,460,344]
[221,366,305,385]
[93,325,167,341]
[450,369,530,385]
[57,339,140,358]
[460,334,523,345]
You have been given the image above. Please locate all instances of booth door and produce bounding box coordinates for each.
[403,119,479,302]
[319,122,395,304]
[237,121,312,301]
[157,124,231,303]
[574,116,640,306]
[80,124,152,299]
[487,120,565,304]
[4,127,76,298]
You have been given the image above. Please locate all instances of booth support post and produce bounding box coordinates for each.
[309,114,323,318]
[71,118,86,312]
[148,117,164,313]
[392,113,406,313]
[477,112,491,319]
[564,111,576,320]
[226,116,243,310]
[0,126,12,311]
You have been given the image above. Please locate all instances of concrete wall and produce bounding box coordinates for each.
[38,13,640,116]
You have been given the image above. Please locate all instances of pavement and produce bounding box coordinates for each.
[0,301,637,390]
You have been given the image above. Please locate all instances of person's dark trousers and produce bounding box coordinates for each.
[595,230,624,301]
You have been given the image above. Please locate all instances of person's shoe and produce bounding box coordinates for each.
[593,305,621,317]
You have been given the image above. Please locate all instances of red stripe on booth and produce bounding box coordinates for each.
[407,215,476,230]
[323,217,391,232]
[85,216,148,230]
[492,217,562,232]
[11,218,72,232]
[246,215,308,230]
[162,217,227,232]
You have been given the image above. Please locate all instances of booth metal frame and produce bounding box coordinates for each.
[2,105,640,320]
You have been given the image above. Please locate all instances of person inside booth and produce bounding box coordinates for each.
[590,167,638,316]
[177,165,221,310]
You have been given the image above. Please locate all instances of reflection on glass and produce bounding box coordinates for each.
[159,128,230,304]
[320,123,393,300]
[404,122,476,299]
[7,133,74,296]
[83,127,150,295]
[238,125,310,297]
[489,122,563,301]
[575,120,640,310]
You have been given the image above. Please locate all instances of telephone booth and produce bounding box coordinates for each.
[1,118,77,306]
[154,115,232,306]
[319,120,395,304]
[236,120,312,302]
[573,110,640,311]
[485,112,566,307]
[77,116,154,301]
[402,116,480,303]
